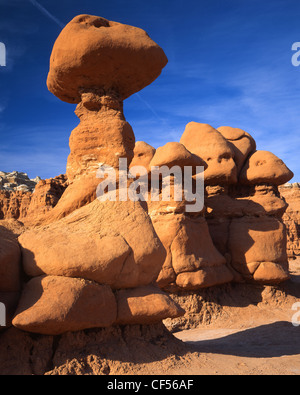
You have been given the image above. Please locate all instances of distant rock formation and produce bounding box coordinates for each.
[0,171,40,192]
[280,183,300,257]
[0,173,68,221]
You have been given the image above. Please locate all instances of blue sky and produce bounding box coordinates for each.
[0,0,299,181]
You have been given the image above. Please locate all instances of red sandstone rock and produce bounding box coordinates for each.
[0,175,68,222]
[115,285,185,325]
[0,226,21,293]
[12,276,117,335]
[239,150,294,186]
[47,14,167,182]
[0,190,32,220]
[1,13,295,340]
[47,14,168,103]
[19,199,166,290]
[152,214,233,290]
[280,184,300,257]
[217,126,256,173]
[180,122,237,185]
[32,174,98,225]
[66,100,136,180]
[11,15,183,336]
[150,142,207,170]
[0,224,22,326]
[228,216,289,283]
[130,141,156,172]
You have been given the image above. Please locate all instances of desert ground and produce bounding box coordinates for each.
[161,257,300,375]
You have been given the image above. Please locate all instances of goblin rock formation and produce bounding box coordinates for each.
[7,15,183,336]
[131,123,293,291]
[280,183,300,257]
[47,14,167,181]
[0,14,296,373]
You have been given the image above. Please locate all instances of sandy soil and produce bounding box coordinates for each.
[170,258,300,375]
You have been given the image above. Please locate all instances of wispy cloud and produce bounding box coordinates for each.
[28,0,65,29]
[129,54,300,182]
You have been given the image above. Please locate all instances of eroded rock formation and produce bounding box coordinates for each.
[136,123,293,290]
[0,14,296,374]
[8,14,183,336]
[0,171,40,192]
[280,183,300,257]
[0,174,68,221]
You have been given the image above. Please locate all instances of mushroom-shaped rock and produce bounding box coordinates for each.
[239,150,294,185]
[47,14,168,103]
[129,141,156,172]
[147,143,207,216]
[217,126,256,173]
[12,16,185,336]
[152,214,234,291]
[46,14,168,182]
[228,216,290,284]
[180,122,237,185]
[150,142,207,169]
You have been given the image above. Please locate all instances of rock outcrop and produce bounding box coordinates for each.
[0,222,23,327]
[47,14,167,182]
[9,14,184,336]
[0,171,40,192]
[146,123,293,291]
[280,183,300,257]
[0,174,68,221]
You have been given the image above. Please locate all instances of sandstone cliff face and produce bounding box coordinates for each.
[0,171,39,220]
[0,222,22,327]
[0,174,68,221]
[280,183,300,257]
[0,190,32,220]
